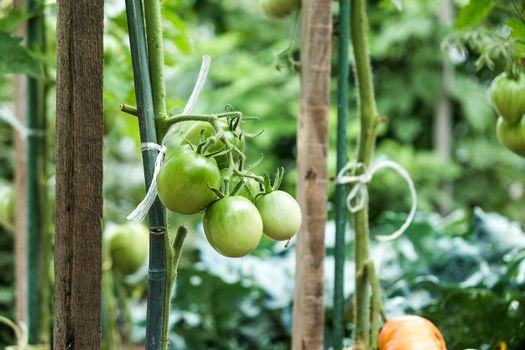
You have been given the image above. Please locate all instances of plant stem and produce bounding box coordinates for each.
[124,1,167,349]
[162,226,187,349]
[333,0,351,348]
[350,0,379,348]
[143,0,167,124]
[120,104,138,116]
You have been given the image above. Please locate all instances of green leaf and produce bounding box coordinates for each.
[0,8,32,33]
[507,17,525,42]
[0,31,41,76]
[455,0,494,29]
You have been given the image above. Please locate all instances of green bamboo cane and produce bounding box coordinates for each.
[141,3,176,347]
[124,1,167,349]
[333,0,351,348]
[350,0,379,348]
[26,0,47,344]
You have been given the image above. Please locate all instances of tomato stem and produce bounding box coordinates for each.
[163,225,188,342]
[143,0,167,127]
[368,260,387,350]
[351,0,380,348]
[119,103,138,116]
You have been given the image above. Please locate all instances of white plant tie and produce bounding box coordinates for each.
[127,55,211,223]
[0,107,45,139]
[127,143,166,223]
[335,158,417,241]
[162,55,211,144]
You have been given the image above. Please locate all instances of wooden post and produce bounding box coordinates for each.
[53,0,104,348]
[291,0,332,349]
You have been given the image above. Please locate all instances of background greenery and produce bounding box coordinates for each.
[0,0,524,348]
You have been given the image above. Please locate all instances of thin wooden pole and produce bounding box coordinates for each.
[291,0,332,349]
[53,0,104,347]
[124,1,167,348]
[333,0,351,347]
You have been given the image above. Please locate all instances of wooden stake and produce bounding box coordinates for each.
[291,0,332,348]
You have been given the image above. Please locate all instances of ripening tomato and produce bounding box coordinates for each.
[203,196,263,257]
[490,72,525,125]
[260,0,299,18]
[182,120,245,168]
[379,315,447,350]
[255,190,301,241]
[157,146,221,214]
[496,116,525,157]
[107,223,149,276]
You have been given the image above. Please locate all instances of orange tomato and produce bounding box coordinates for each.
[379,315,447,350]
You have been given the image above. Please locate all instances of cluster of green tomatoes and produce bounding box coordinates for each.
[490,70,525,157]
[155,109,302,258]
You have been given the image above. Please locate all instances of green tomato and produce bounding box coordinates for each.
[182,120,245,168]
[203,196,263,257]
[490,72,525,125]
[107,223,149,275]
[157,146,221,214]
[237,178,262,201]
[0,184,15,231]
[255,190,301,241]
[260,0,299,18]
[496,116,525,157]
[220,169,262,201]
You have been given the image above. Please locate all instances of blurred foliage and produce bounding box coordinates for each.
[0,0,524,348]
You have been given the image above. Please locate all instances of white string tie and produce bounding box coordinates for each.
[335,158,417,241]
[0,108,45,139]
[127,55,211,223]
[127,143,166,223]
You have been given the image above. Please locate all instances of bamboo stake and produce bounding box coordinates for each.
[333,0,351,347]
[123,1,167,349]
[26,0,47,343]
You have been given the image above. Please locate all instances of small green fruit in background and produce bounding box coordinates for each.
[0,183,15,231]
[496,116,525,157]
[490,72,525,125]
[260,0,299,19]
[106,223,149,275]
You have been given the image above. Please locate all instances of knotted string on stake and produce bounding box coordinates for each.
[335,158,417,241]
[127,55,211,223]
[0,108,45,139]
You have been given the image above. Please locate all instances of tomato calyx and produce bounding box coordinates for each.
[262,167,284,194]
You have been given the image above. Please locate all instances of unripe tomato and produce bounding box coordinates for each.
[237,178,262,201]
[260,0,299,18]
[255,190,301,241]
[157,146,221,214]
[203,196,263,257]
[379,315,447,350]
[490,72,525,125]
[182,121,245,169]
[0,183,15,231]
[220,169,262,201]
[107,223,149,276]
[496,116,525,157]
